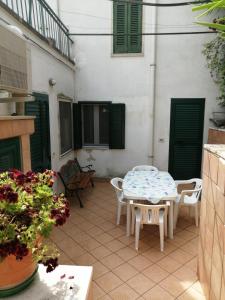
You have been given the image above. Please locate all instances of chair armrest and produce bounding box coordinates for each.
[180,188,202,197]
[175,180,193,187]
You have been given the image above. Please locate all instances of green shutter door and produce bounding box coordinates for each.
[113,3,128,53]
[169,98,205,180]
[0,137,21,171]
[128,1,142,53]
[109,103,125,149]
[25,93,51,172]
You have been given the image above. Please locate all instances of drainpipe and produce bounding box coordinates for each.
[148,2,157,165]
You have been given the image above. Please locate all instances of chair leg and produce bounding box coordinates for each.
[159,220,164,252]
[195,203,199,227]
[117,202,122,225]
[164,213,168,238]
[135,220,141,251]
[131,208,135,235]
[174,203,179,228]
[75,190,84,208]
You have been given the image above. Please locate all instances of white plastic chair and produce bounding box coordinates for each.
[132,165,158,172]
[110,177,126,225]
[174,178,202,227]
[131,201,170,252]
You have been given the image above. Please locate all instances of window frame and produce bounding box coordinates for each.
[58,96,73,157]
[79,101,111,149]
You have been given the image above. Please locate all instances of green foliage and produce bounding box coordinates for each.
[203,36,225,105]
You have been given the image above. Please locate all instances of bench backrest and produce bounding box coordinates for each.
[59,160,80,186]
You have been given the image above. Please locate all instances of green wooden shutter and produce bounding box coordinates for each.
[109,104,125,149]
[128,1,142,53]
[0,137,21,171]
[113,3,128,53]
[73,103,82,150]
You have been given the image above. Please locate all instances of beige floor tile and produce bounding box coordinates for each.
[113,262,138,281]
[118,235,135,246]
[116,247,138,261]
[105,239,125,252]
[157,256,182,273]
[142,248,166,263]
[80,238,101,251]
[143,285,175,300]
[92,261,109,280]
[159,274,192,297]
[142,264,169,283]
[180,241,198,256]
[58,251,74,265]
[168,249,193,265]
[184,257,198,272]
[88,226,105,237]
[101,253,124,270]
[172,265,198,283]
[130,240,151,253]
[167,236,187,247]
[109,283,139,300]
[175,230,197,241]
[77,221,95,231]
[100,221,116,231]
[95,271,123,293]
[92,282,106,299]
[95,233,114,244]
[177,287,206,300]
[128,255,153,272]
[58,237,86,259]
[50,227,68,243]
[191,281,205,295]
[127,273,155,295]
[185,225,200,235]
[99,295,112,300]
[75,252,97,265]
[72,231,91,244]
[92,245,112,260]
[108,227,125,238]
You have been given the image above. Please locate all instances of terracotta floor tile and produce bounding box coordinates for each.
[105,239,125,252]
[58,251,74,265]
[92,245,112,260]
[72,232,91,244]
[92,282,106,299]
[88,226,105,237]
[142,248,166,263]
[50,228,68,243]
[127,273,155,295]
[74,252,97,266]
[95,271,123,293]
[184,257,198,272]
[116,247,138,261]
[185,225,200,235]
[180,241,198,256]
[113,262,138,281]
[128,255,153,272]
[175,230,197,241]
[118,235,135,246]
[177,287,206,300]
[109,283,139,300]
[93,261,109,280]
[142,264,169,283]
[130,240,151,253]
[99,295,112,300]
[173,265,198,283]
[157,256,182,273]
[159,274,192,297]
[58,237,86,259]
[168,249,193,265]
[95,232,114,244]
[101,253,124,270]
[100,221,116,231]
[167,236,187,247]
[80,237,101,251]
[143,285,175,300]
[108,227,125,238]
[77,221,95,232]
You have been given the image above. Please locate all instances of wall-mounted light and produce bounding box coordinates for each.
[49,78,56,86]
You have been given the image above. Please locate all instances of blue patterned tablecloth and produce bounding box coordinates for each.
[122,171,177,203]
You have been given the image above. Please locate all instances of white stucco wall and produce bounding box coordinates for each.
[48,0,221,177]
[0,8,76,182]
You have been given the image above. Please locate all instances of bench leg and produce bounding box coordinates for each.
[75,190,84,208]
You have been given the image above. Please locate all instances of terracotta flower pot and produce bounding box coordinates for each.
[0,251,38,297]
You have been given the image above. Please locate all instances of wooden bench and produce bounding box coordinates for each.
[58,159,95,208]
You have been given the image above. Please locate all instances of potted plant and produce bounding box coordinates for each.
[0,169,70,297]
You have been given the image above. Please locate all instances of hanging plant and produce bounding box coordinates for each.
[202,35,225,105]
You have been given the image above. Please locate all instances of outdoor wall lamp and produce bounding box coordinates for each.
[49,78,56,86]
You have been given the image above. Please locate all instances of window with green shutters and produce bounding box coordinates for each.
[113,0,142,54]
[73,103,126,150]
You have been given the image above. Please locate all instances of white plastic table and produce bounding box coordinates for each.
[123,170,177,239]
[5,265,93,300]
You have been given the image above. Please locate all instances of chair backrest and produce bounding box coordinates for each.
[132,202,169,225]
[110,177,124,202]
[132,165,158,172]
[180,178,202,203]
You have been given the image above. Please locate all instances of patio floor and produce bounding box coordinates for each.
[50,181,206,300]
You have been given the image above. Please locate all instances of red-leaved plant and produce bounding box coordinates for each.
[0,169,70,272]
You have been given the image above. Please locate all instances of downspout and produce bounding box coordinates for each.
[149,2,157,165]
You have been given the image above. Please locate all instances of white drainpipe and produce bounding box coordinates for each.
[148,3,157,165]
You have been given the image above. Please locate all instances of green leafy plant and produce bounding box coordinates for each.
[0,170,70,272]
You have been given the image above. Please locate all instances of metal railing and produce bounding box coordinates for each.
[0,0,73,61]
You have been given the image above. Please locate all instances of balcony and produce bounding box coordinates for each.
[0,0,73,61]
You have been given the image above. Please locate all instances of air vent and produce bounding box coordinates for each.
[0,25,30,94]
